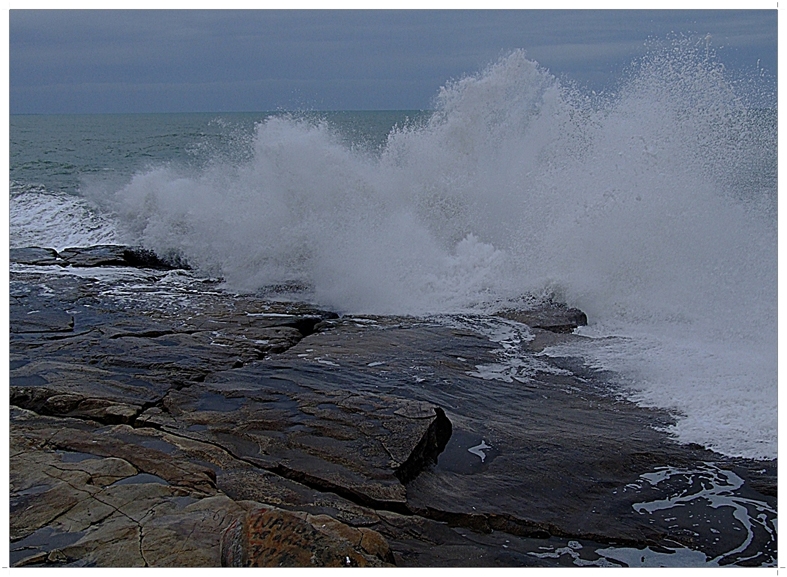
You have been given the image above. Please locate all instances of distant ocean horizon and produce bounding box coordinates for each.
[9,44,777,462]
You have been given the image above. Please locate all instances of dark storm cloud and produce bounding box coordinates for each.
[9,10,777,114]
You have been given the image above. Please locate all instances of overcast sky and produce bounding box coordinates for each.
[9,10,778,114]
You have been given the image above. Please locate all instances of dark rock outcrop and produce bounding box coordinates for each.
[496,303,588,333]
[10,247,62,266]
[11,244,188,270]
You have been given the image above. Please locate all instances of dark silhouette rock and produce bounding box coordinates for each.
[57,245,188,269]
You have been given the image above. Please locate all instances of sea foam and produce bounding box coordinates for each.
[10,186,120,251]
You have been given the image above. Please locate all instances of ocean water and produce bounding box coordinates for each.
[10,42,777,460]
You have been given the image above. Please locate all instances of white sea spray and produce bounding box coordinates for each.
[10,188,120,251]
[26,39,775,460]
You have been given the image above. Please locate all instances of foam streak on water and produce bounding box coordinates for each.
[438,314,571,383]
[20,39,774,460]
[628,464,776,565]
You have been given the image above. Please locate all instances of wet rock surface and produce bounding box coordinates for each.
[11,244,187,270]
[9,246,777,567]
[220,506,394,566]
[496,302,588,333]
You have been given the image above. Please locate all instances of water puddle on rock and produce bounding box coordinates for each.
[110,472,170,487]
[10,527,86,566]
[436,429,500,475]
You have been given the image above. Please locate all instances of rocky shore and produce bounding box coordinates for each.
[9,245,777,567]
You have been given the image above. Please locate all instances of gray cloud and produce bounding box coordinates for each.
[10,10,777,113]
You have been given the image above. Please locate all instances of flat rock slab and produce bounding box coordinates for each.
[9,246,777,567]
[10,406,395,568]
[10,247,63,266]
[11,309,74,334]
[140,375,450,507]
[10,406,240,566]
